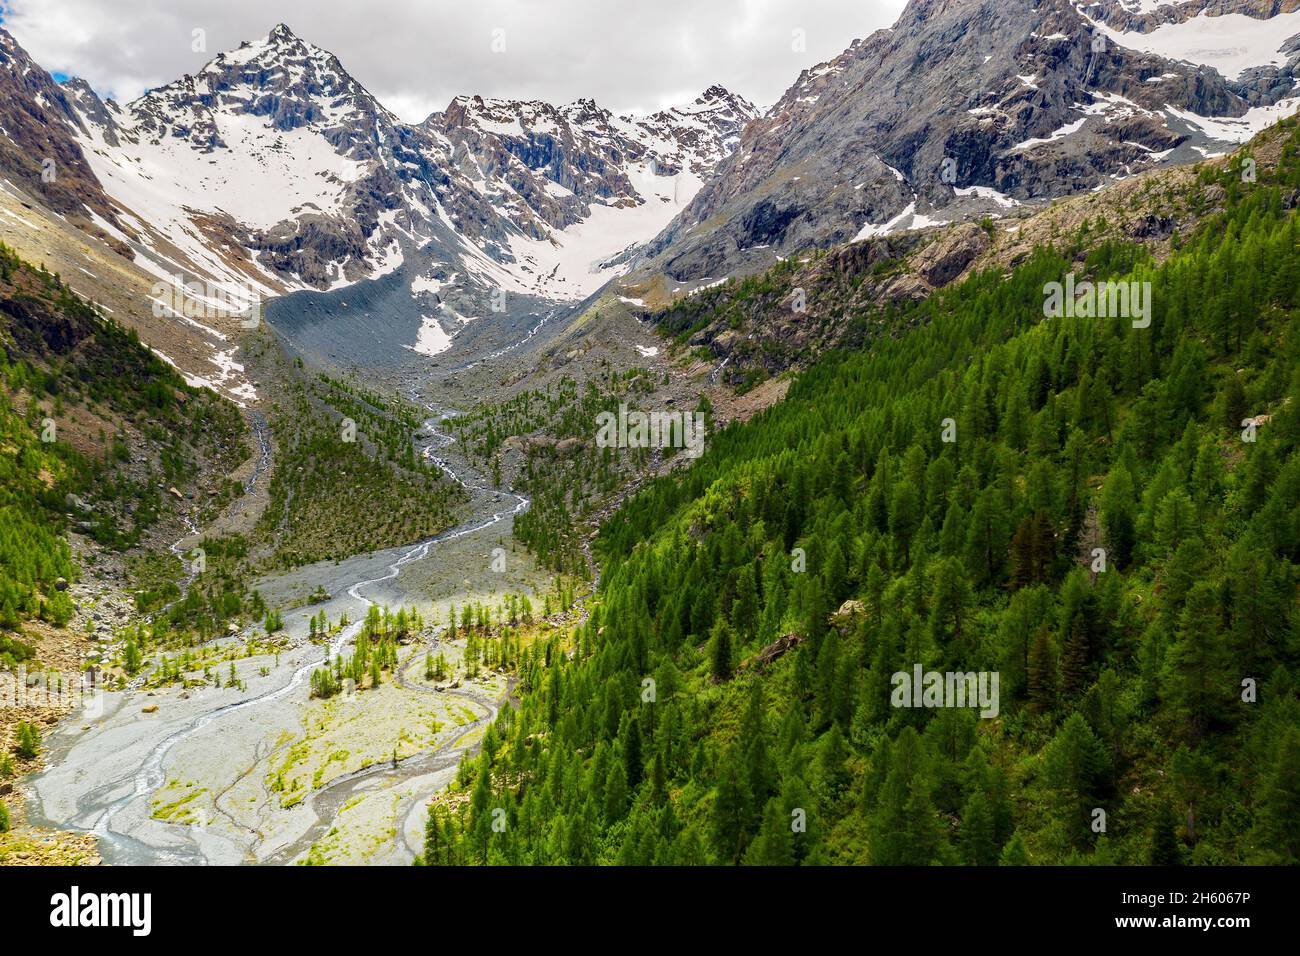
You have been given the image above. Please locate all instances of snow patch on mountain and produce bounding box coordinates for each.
[501,166,705,298]
[954,185,1022,207]
[1085,8,1300,79]
[1164,97,1300,143]
[1013,116,1090,150]
[406,313,454,357]
[854,199,950,241]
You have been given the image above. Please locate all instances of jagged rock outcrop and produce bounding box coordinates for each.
[913,222,992,286]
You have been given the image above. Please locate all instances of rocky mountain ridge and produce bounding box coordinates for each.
[1,23,755,321]
[631,0,1300,287]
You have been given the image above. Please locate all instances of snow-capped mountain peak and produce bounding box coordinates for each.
[33,23,757,310]
[133,21,395,159]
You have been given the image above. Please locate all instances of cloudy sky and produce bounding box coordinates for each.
[0,0,906,120]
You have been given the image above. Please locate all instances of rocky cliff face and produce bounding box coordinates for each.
[634,0,1300,285]
[0,30,127,253]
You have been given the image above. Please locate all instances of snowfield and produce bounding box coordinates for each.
[1087,9,1300,80]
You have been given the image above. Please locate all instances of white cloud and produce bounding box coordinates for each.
[0,0,905,120]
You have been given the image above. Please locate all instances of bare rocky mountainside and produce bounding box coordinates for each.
[629,0,1300,288]
[0,31,128,254]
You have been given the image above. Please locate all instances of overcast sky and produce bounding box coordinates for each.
[0,0,906,120]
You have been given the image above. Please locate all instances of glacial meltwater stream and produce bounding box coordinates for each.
[28,391,529,865]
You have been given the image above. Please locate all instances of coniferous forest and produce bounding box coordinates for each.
[417,121,1300,866]
[0,243,246,639]
[6,5,1300,907]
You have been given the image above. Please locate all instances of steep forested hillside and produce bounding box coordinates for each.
[419,120,1300,865]
[0,243,245,643]
[253,366,466,570]
[450,367,707,576]
[2,241,248,862]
